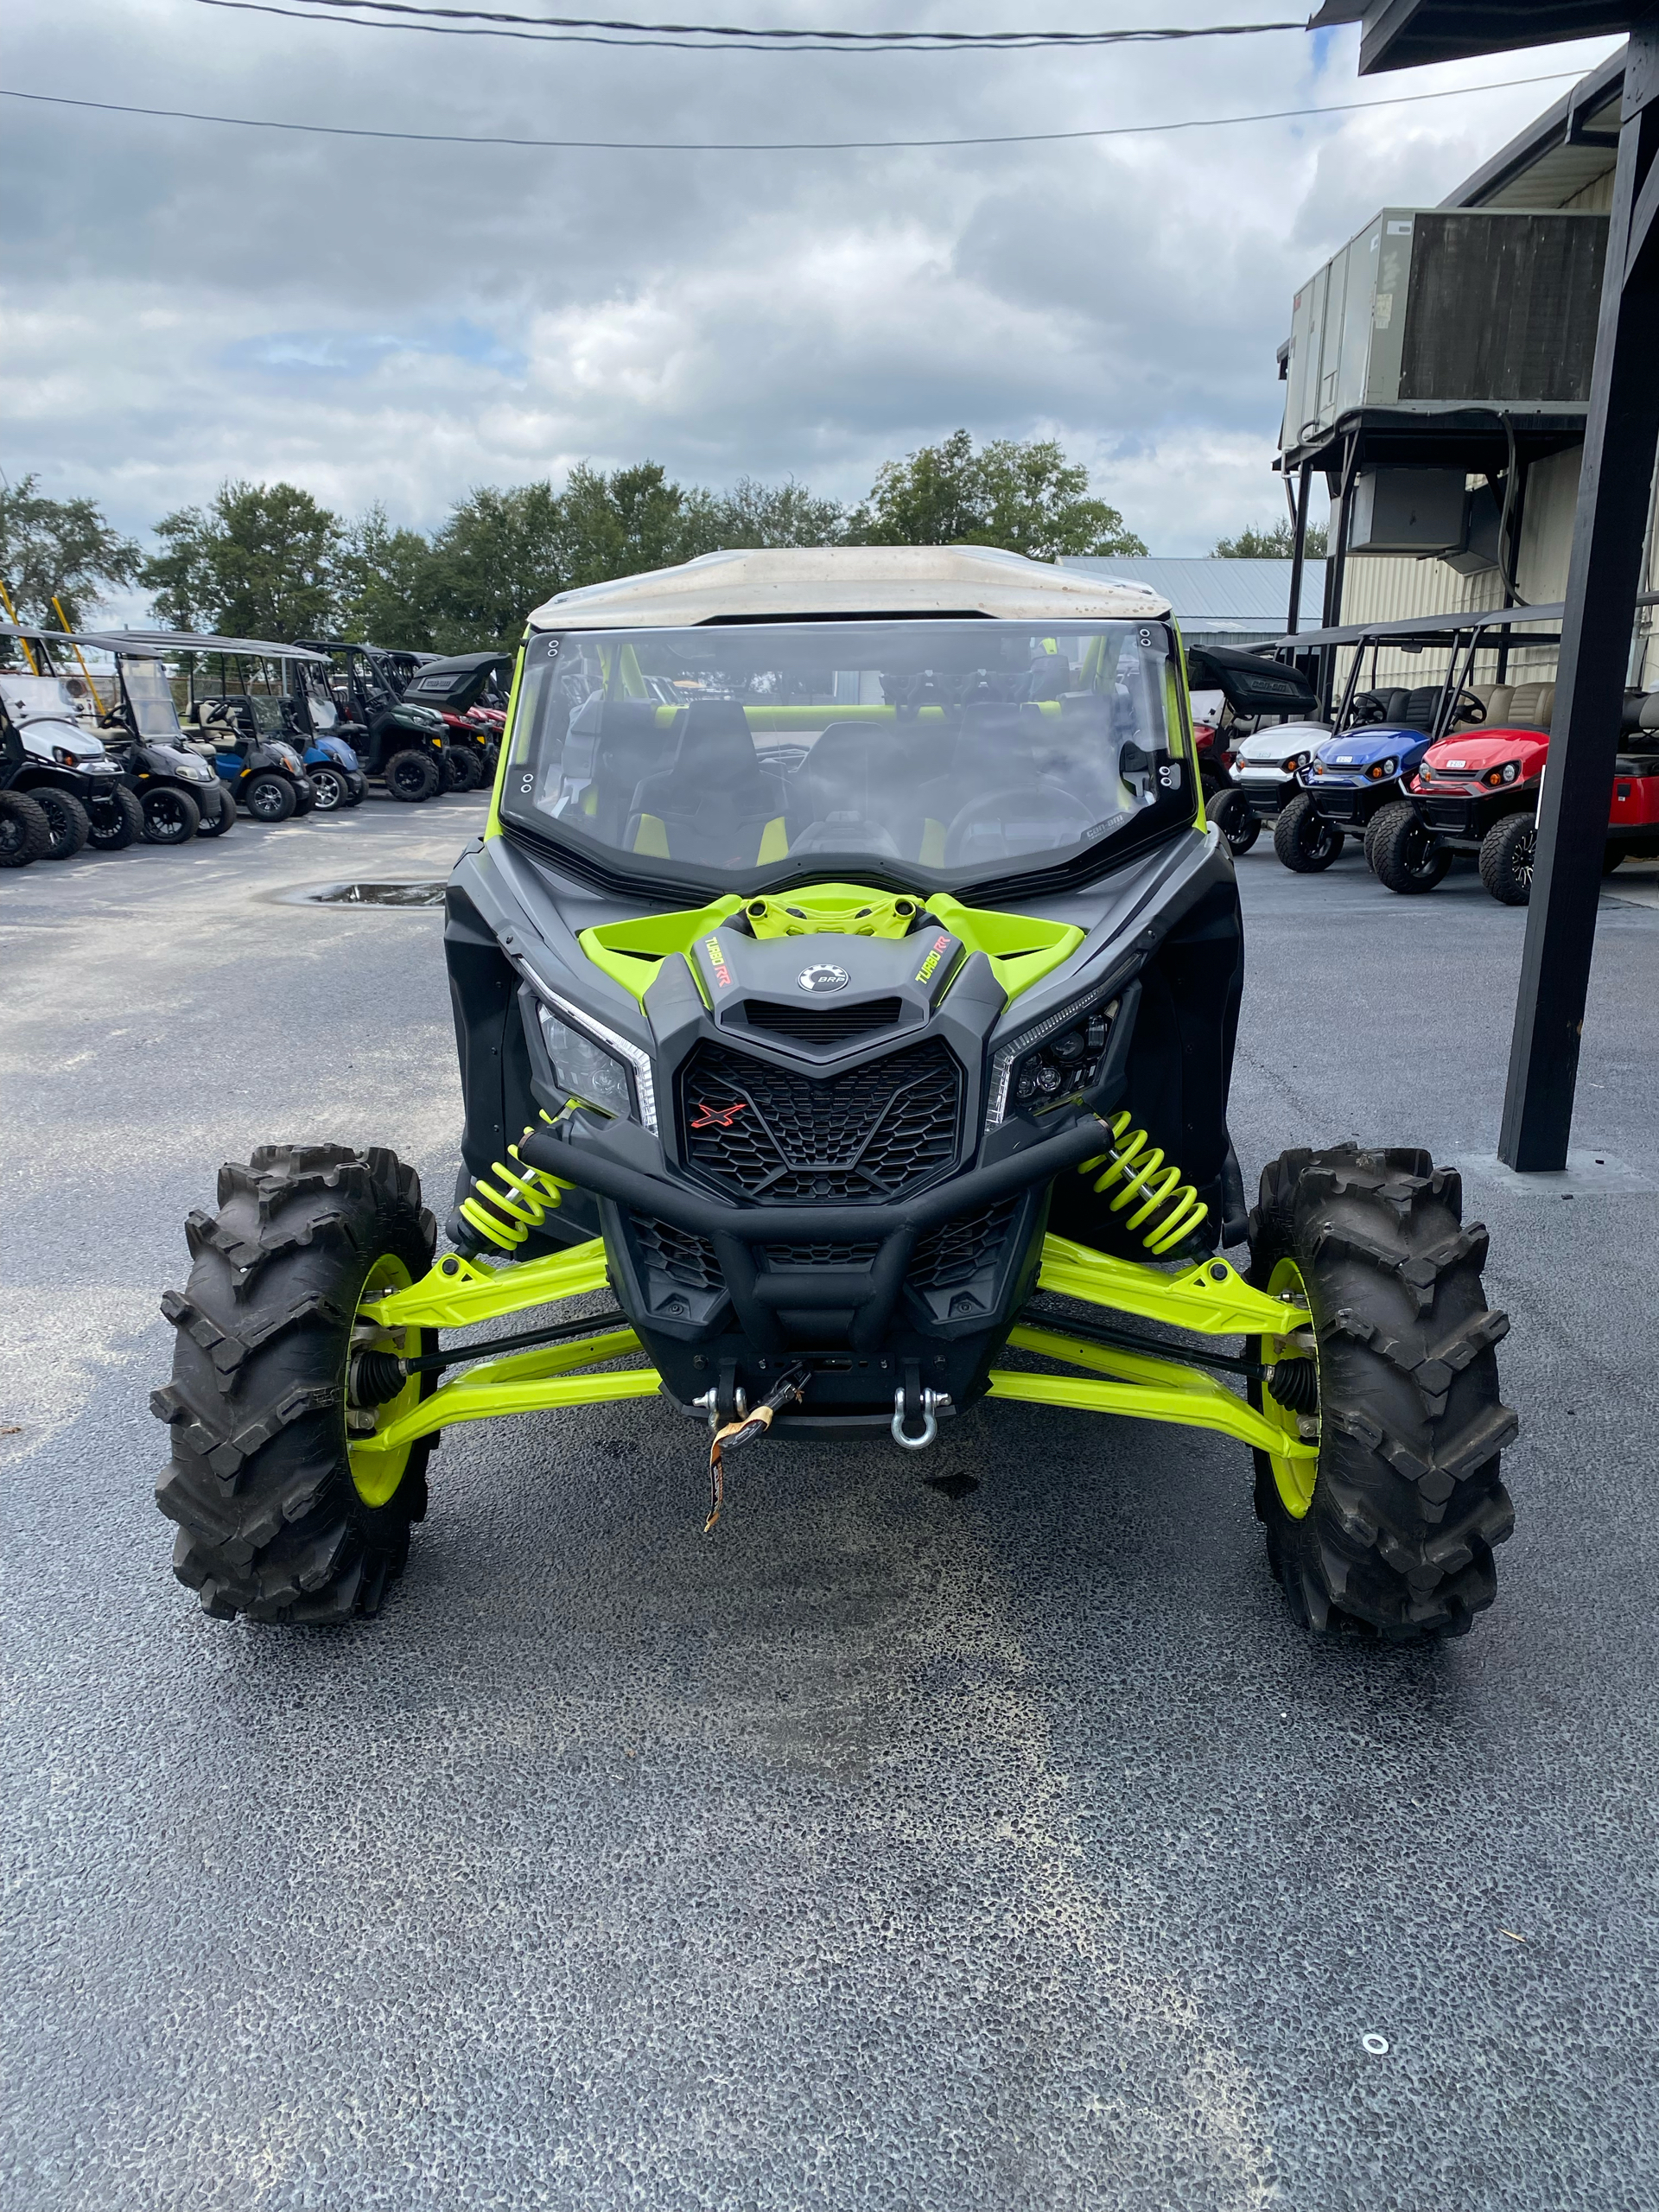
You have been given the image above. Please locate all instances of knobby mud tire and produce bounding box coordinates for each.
[153,1144,438,1624]
[1273,792,1344,874]
[1248,1144,1516,1643]
[0,788,53,866]
[89,785,145,850]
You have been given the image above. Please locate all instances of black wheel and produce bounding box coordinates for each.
[344,777,367,807]
[385,748,440,802]
[1248,1145,1516,1642]
[446,746,481,793]
[154,1144,439,1624]
[1369,799,1452,893]
[0,788,52,868]
[482,742,499,781]
[309,764,349,811]
[141,786,200,845]
[33,788,91,861]
[88,785,145,850]
[292,781,315,815]
[193,784,236,836]
[244,772,296,823]
[1273,792,1344,873]
[1209,787,1260,855]
[1478,814,1535,906]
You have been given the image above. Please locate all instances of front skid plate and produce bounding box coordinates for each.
[351,1232,1317,1460]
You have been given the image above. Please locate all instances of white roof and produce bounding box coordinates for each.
[527,544,1173,630]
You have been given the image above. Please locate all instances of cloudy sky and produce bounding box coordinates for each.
[0,2,1622,563]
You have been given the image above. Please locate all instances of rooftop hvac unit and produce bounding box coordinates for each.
[1281,208,1608,455]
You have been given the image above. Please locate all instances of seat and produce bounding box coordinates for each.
[562,696,680,842]
[1503,682,1554,731]
[913,702,1090,868]
[625,698,785,867]
[1480,684,1516,727]
[1402,686,1441,731]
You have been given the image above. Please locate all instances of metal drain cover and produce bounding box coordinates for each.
[298,881,447,907]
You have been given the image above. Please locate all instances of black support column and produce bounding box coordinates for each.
[1499,29,1659,1171]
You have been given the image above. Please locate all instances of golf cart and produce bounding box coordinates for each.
[397,649,512,787]
[297,640,454,798]
[65,636,234,842]
[1272,619,1496,876]
[282,653,367,810]
[1384,671,1659,903]
[0,626,143,857]
[1185,645,1322,855]
[154,546,1516,1646]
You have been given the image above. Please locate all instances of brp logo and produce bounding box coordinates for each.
[798,963,850,995]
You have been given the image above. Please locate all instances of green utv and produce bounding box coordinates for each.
[154,549,1516,1638]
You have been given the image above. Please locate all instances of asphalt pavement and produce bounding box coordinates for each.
[3,797,1657,2212]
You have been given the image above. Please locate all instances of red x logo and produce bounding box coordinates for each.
[691,1100,747,1130]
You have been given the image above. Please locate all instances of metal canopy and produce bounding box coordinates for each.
[1279,405,1587,486]
[1307,1,1649,75]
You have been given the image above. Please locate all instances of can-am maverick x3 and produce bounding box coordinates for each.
[154,548,1516,1641]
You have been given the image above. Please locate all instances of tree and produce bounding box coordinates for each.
[556,461,696,591]
[847,429,1146,561]
[142,481,341,639]
[425,481,565,652]
[690,475,844,552]
[1212,517,1328,559]
[0,474,142,633]
[336,504,442,649]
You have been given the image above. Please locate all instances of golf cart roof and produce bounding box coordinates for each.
[1262,602,1567,652]
[408,650,514,677]
[527,545,1175,631]
[0,620,332,663]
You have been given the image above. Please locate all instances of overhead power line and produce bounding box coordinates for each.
[0,72,1585,152]
[191,0,1306,53]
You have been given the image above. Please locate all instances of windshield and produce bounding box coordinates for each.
[500,619,1192,893]
[120,657,183,741]
[296,663,338,729]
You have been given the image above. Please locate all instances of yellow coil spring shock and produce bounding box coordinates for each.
[457,1114,573,1253]
[1077,1111,1209,1257]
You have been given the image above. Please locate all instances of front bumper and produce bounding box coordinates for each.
[1302,777,1402,827]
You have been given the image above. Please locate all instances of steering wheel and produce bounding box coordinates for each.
[942,784,1095,868]
[1452,690,1487,725]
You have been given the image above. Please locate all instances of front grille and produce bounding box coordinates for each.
[631,1213,722,1291]
[1422,796,1477,830]
[679,1038,961,1203]
[1318,791,1367,823]
[741,996,903,1045]
[763,1240,881,1269]
[909,1201,1017,1290]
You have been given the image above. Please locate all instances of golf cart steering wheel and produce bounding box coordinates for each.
[943,784,1095,867]
[1452,690,1486,725]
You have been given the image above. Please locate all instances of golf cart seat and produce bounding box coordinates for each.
[1481,681,1554,732]
[626,698,785,867]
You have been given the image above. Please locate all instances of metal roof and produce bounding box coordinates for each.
[1306,1,1638,75]
[0,620,331,663]
[1260,601,1567,651]
[528,545,1173,629]
[1441,50,1624,211]
[1056,557,1325,633]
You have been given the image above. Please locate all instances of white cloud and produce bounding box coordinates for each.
[0,1,1624,558]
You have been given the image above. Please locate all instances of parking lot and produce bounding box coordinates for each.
[4,804,1657,2212]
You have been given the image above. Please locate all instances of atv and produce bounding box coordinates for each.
[154,547,1516,1643]
[0,630,144,857]
[297,640,454,800]
[1279,635,1489,878]
[1377,677,1659,903]
[398,649,513,790]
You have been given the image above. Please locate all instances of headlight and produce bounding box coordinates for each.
[1483,760,1523,787]
[1281,752,1309,774]
[531,993,657,1130]
[52,746,80,766]
[274,745,302,772]
[1367,756,1399,780]
[987,992,1121,1128]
